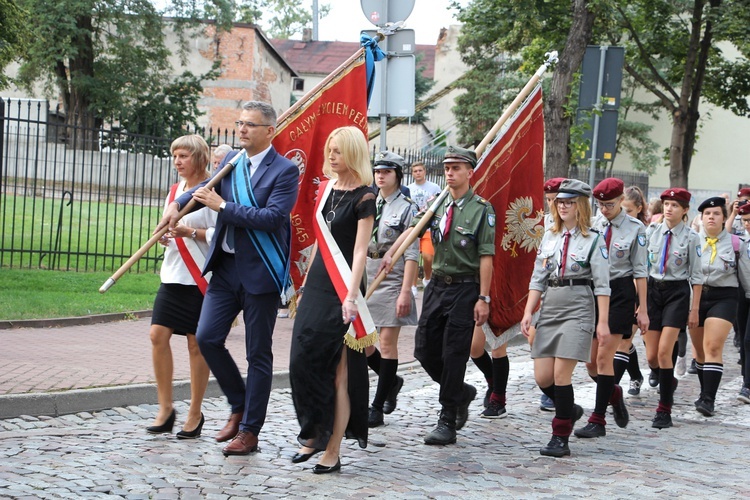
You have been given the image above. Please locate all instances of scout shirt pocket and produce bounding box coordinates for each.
[568,238,596,272]
[718,249,737,272]
[671,248,688,269]
[648,242,660,267]
[611,240,632,261]
[453,225,476,250]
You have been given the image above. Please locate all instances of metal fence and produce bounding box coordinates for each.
[0,98,238,272]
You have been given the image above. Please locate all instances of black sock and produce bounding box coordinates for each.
[540,384,556,402]
[472,351,493,382]
[614,351,629,384]
[627,344,643,381]
[367,348,382,374]
[492,356,509,397]
[696,362,705,390]
[659,367,675,406]
[589,373,599,383]
[702,363,724,401]
[671,340,679,366]
[372,358,398,410]
[554,384,574,420]
[594,374,614,417]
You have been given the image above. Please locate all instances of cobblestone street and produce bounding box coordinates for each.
[2,343,747,498]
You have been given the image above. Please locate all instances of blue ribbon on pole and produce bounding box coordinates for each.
[360,33,386,105]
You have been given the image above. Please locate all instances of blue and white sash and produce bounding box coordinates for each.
[231,151,294,305]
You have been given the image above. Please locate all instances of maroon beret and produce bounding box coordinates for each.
[739,202,750,216]
[543,177,565,194]
[660,187,691,203]
[593,178,624,200]
[738,187,750,198]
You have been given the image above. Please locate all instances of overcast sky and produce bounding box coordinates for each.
[314,0,466,44]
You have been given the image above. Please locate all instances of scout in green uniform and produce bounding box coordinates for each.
[381,145,496,445]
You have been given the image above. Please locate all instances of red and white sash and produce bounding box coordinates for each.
[168,182,210,295]
[313,180,377,351]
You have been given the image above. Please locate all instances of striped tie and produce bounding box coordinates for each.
[372,198,385,242]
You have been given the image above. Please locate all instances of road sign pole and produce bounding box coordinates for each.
[588,46,608,202]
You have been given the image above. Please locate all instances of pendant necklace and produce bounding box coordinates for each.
[325,189,347,229]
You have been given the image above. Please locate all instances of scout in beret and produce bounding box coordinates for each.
[574,177,647,439]
[645,186,703,429]
[544,177,566,194]
[692,194,741,417]
[728,188,750,236]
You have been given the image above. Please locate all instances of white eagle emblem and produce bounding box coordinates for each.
[501,196,545,257]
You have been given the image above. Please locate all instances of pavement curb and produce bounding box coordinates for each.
[0,310,153,330]
[0,371,291,420]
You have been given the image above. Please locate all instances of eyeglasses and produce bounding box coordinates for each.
[741,217,750,224]
[556,199,577,207]
[235,121,272,129]
[596,201,617,210]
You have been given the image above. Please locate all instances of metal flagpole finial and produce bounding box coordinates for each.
[378,20,404,37]
[544,51,559,66]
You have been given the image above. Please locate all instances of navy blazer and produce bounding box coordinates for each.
[175,147,299,295]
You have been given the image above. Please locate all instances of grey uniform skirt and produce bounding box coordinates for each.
[366,257,418,328]
[531,285,595,362]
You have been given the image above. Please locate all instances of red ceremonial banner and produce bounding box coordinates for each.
[273,53,369,289]
[472,85,546,336]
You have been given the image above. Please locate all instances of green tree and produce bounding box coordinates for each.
[453,0,599,177]
[234,0,330,39]
[0,0,30,89]
[606,0,750,187]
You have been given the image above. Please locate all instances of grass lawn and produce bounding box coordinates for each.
[0,268,160,320]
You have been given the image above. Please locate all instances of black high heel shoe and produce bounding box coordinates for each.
[312,458,341,474]
[291,447,323,463]
[176,413,205,439]
[146,409,176,434]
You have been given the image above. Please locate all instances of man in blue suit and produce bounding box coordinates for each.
[156,101,299,455]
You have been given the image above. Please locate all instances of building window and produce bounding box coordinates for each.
[293,78,305,92]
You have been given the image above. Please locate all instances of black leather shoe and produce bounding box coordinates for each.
[648,369,659,387]
[610,385,629,428]
[574,422,606,438]
[147,409,176,434]
[312,458,341,474]
[176,413,204,439]
[540,435,570,457]
[687,358,698,374]
[456,384,477,430]
[383,376,404,414]
[424,419,456,445]
[696,398,715,417]
[291,448,322,464]
[652,411,673,429]
[483,385,492,408]
[368,406,384,428]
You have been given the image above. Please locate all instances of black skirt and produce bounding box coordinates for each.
[151,283,205,335]
[289,280,369,450]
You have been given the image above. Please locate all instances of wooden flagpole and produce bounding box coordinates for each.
[364,51,558,299]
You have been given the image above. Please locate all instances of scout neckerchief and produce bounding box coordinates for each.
[232,150,294,305]
[313,179,377,351]
[168,182,209,295]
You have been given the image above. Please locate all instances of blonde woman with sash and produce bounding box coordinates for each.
[290,126,376,474]
[147,135,216,438]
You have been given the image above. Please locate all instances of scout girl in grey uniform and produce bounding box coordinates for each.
[365,152,419,428]
[644,188,703,429]
[575,178,647,438]
[521,179,611,457]
[736,203,750,403]
[614,186,649,395]
[690,197,739,416]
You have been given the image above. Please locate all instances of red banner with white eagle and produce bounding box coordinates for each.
[272,52,369,290]
[472,85,545,340]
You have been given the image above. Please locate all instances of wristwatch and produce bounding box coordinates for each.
[478,295,491,304]
[190,229,197,239]
[219,201,227,212]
